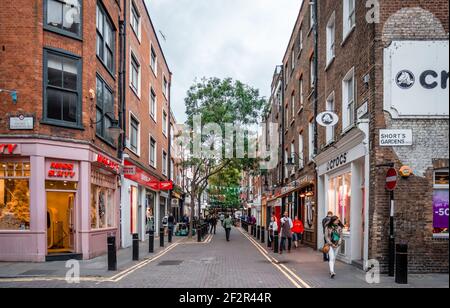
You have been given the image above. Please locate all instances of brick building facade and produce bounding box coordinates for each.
[264,0,448,273]
[0,0,123,261]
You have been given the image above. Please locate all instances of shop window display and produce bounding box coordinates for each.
[91,184,115,229]
[0,162,31,230]
[328,172,351,232]
[433,170,449,236]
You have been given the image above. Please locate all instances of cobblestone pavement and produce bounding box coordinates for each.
[0,226,447,288]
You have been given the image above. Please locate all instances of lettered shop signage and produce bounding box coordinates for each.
[379,129,413,146]
[124,160,160,191]
[327,152,348,172]
[0,144,19,155]
[47,162,78,180]
[93,153,120,173]
[384,40,449,118]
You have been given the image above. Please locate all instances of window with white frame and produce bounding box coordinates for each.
[170,159,174,181]
[290,141,295,174]
[299,78,304,109]
[309,2,315,30]
[299,27,303,51]
[149,136,156,168]
[163,75,169,99]
[298,134,304,169]
[129,114,140,155]
[326,12,336,65]
[342,68,355,131]
[162,110,168,136]
[130,52,140,96]
[433,169,449,237]
[291,93,295,121]
[343,0,356,39]
[150,45,157,75]
[150,87,156,119]
[131,1,140,39]
[162,151,168,176]
[291,48,295,71]
[326,92,335,144]
[284,149,289,179]
[170,124,174,148]
[308,120,314,161]
[310,56,315,88]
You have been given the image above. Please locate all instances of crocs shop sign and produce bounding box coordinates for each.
[384,40,449,118]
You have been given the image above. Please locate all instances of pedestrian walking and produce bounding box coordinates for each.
[223,214,233,242]
[292,216,304,248]
[324,216,344,279]
[322,211,333,261]
[279,211,293,254]
[268,216,278,249]
[210,215,217,234]
[168,213,175,237]
[219,213,225,227]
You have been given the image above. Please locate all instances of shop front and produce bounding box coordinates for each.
[0,139,120,262]
[279,176,317,248]
[316,128,369,266]
[121,159,161,248]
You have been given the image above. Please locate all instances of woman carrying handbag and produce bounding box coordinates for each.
[324,216,344,279]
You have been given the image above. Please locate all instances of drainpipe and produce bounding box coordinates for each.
[279,65,286,212]
[118,0,127,160]
[168,74,173,217]
[313,0,319,157]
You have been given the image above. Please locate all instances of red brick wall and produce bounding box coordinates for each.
[123,0,170,181]
[0,0,121,159]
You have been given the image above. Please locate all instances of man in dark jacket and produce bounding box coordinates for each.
[210,215,217,234]
[322,211,333,261]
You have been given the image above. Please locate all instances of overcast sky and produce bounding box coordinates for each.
[145,0,302,123]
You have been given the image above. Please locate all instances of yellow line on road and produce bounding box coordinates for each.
[240,228,312,289]
[239,229,302,288]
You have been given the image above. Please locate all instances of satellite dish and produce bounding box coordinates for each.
[316,111,339,127]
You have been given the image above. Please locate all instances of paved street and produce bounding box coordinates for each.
[0,226,448,288]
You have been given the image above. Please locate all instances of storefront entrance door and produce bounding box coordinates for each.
[47,192,75,254]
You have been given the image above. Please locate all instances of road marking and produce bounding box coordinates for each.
[0,241,181,285]
[240,228,312,289]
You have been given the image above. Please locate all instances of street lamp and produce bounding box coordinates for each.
[91,112,122,141]
[286,153,304,174]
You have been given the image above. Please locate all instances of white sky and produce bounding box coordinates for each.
[145,0,302,123]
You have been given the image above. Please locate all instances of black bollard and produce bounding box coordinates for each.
[273,230,279,253]
[395,244,408,284]
[257,225,260,240]
[261,227,265,244]
[132,233,139,261]
[168,226,173,243]
[148,230,154,253]
[107,235,117,271]
[267,231,272,248]
[159,227,164,247]
[197,227,202,242]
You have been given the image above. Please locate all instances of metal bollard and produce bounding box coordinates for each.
[107,235,117,271]
[168,226,173,243]
[257,225,260,240]
[261,227,265,244]
[160,227,164,247]
[197,227,202,242]
[267,231,272,248]
[132,233,139,261]
[273,230,279,253]
[148,230,154,253]
[395,244,408,284]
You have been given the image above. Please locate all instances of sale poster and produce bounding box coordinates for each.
[433,190,449,229]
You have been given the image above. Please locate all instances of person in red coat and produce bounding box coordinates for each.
[292,216,305,248]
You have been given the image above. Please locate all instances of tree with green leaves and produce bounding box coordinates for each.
[181,77,266,237]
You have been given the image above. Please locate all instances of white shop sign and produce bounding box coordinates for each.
[384,40,449,118]
[379,129,413,147]
[9,115,34,130]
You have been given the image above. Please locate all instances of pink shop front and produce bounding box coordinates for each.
[0,139,121,262]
